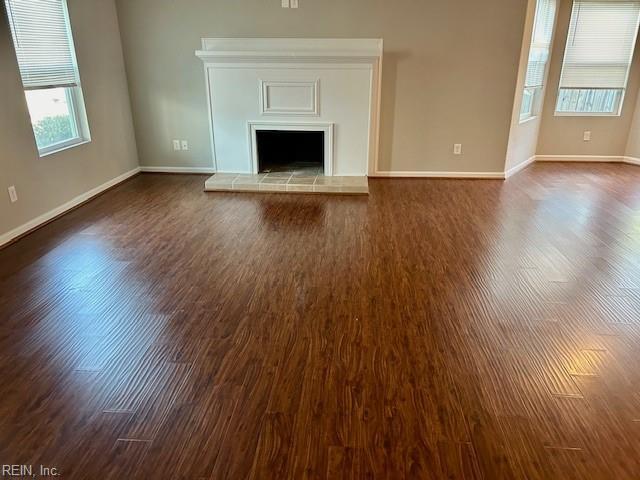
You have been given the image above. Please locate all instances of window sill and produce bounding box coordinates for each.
[519,115,538,125]
[39,139,91,158]
[554,112,621,118]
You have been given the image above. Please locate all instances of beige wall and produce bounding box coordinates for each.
[537,0,640,157]
[0,0,138,241]
[625,92,640,159]
[115,0,528,174]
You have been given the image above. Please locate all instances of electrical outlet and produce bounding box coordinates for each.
[583,131,591,141]
[281,0,289,7]
[8,186,18,203]
[290,0,298,7]
[453,144,462,155]
[172,140,181,151]
[181,140,189,151]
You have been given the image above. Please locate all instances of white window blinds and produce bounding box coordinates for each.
[559,0,640,89]
[4,0,80,90]
[525,0,556,88]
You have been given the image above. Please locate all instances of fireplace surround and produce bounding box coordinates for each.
[196,38,383,177]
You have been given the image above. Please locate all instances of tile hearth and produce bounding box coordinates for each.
[204,173,368,194]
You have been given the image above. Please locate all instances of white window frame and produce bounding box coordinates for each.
[519,0,557,124]
[520,86,542,123]
[4,0,91,157]
[554,0,640,117]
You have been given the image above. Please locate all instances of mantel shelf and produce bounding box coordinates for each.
[195,38,383,64]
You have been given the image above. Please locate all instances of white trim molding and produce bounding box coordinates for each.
[505,156,536,178]
[535,155,625,163]
[139,166,216,174]
[247,121,334,176]
[371,171,506,179]
[0,167,140,248]
[259,79,320,116]
[531,155,640,167]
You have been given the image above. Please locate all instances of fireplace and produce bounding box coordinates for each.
[196,38,383,176]
[257,130,324,174]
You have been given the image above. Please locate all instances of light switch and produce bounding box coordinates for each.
[290,0,298,7]
[172,140,181,151]
[583,131,591,141]
[282,0,289,7]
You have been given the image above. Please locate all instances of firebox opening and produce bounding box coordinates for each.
[257,130,324,174]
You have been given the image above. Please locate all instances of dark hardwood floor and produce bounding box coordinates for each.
[1,163,640,479]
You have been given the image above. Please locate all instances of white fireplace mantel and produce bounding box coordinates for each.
[196,38,383,176]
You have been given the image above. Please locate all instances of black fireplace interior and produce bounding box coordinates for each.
[257,130,324,174]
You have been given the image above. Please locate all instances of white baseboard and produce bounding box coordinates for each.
[505,156,536,179]
[535,155,625,163]
[0,167,140,248]
[371,154,639,181]
[140,166,216,174]
[623,156,640,166]
[534,155,640,167]
[371,171,505,179]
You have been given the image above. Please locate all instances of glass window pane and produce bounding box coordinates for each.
[524,0,556,89]
[24,87,79,150]
[521,0,556,122]
[520,88,535,120]
[520,86,543,121]
[556,88,622,114]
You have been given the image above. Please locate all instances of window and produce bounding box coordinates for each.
[556,0,640,115]
[4,0,90,156]
[520,0,557,122]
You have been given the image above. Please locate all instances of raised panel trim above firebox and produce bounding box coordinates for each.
[248,121,334,176]
[260,80,319,116]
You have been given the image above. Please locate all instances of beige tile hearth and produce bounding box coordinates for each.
[204,173,368,195]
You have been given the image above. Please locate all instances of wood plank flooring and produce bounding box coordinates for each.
[1,163,640,478]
